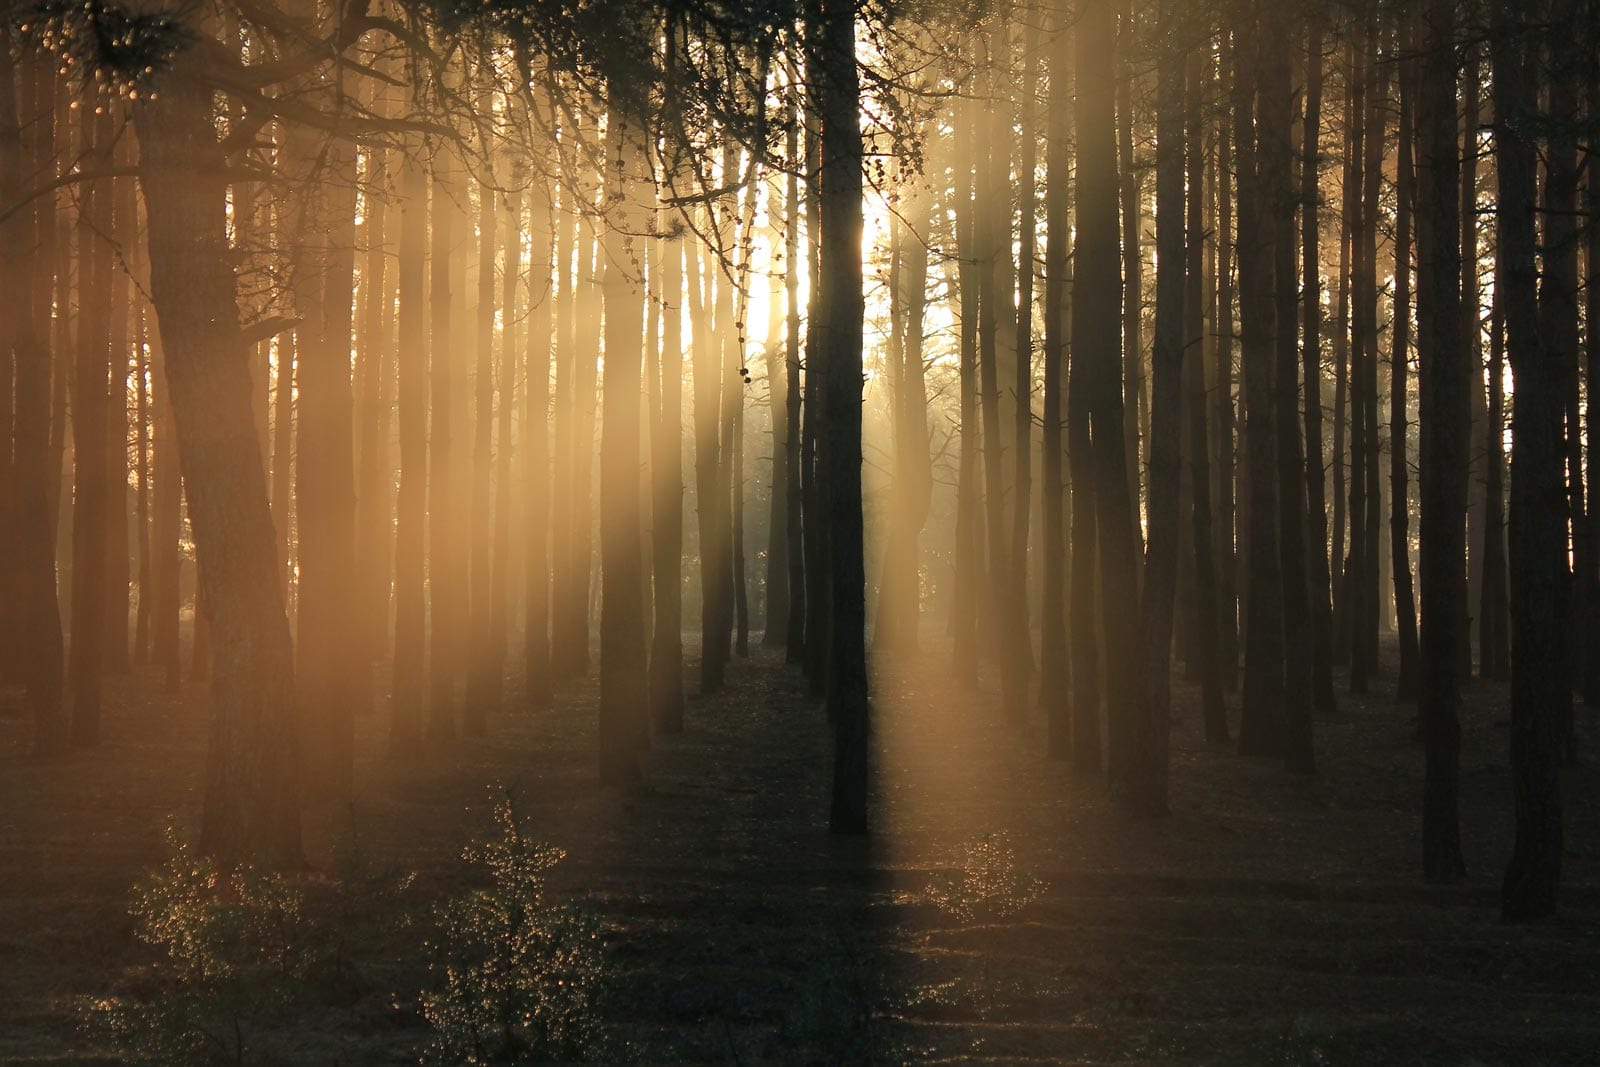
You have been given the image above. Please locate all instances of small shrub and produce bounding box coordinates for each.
[927,831,1043,923]
[419,786,604,1065]
[84,821,316,1065]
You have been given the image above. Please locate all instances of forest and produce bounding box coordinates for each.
[1,0,1598,1061]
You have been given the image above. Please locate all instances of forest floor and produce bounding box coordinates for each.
[2,635,1600,1065]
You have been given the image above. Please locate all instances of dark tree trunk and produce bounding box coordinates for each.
[1301,15,1337,721]
[1042,4,1074,756]
[1078,0,1138,784]
[1540,5,1582,765]
[1267,2,1313,775]
[136,67,301,866]
[1416,0,1467,883]
[1392,25,1422,702]
[783,73,807,666]
[1128,0,1185,816]
[1234,17,1286,758]
[1186,32,1226,744]
[814,0,870,835]
[1213,59,1238,693]
[1494,0,1564,919]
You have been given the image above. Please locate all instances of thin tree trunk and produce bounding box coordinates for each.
[391,143,428,756]
[599,103,647,785]
[1302,13,1338,720]
[1042,5,1074,756]
[1392,24,1422,702]
[1416,0,1467,883]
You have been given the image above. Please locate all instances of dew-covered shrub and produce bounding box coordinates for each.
[419,786,604,1065]
[83,821,316,1065]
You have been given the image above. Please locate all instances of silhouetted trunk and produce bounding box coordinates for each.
[1584,67,1600,706]
[1392,28,1421,702]
[1301,15,1337,721]
[1186,33,1226,744]
[1480,255,1509,682]
[783,77,806,665]
[1235,18,1285,758]
[1494,0,1563,919]
[1540,8,1581,765]
[814,0,870,835]
[1266,2,1313,775]
[1080,0,1137,783]
[1213,61,1238,692]
[1128,0,1184,815]
[1416,0,1466,883]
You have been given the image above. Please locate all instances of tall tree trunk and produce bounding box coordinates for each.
[1128,0,1185,814]
[1186,30,1226,743]
[104,149,134,677]
[466,161,501,730]
[599,103,647,784]
[1416,0,1467,882]
[1495,0,1564,919]
[1392,24,1422,702]
[525,134,553,709]
[391,141,428,756]
[1235,18,1286,758]
[951,95,981,689]
[355,129,392,696]
[69,109,112,748]
[1213,57,1238,692]
[1540,3,1582,765]
[428,149,461,740]
[814,0,870,834]
[651,213,685,733]
[135,64,301,866]
[1267,3,1313,774]
[1301,14,1338,720]
[783,71,807,665]
[0,42,65,754]
[1041,5,1074,756]
[293,135,361,791]
[1078,0,1137,782]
